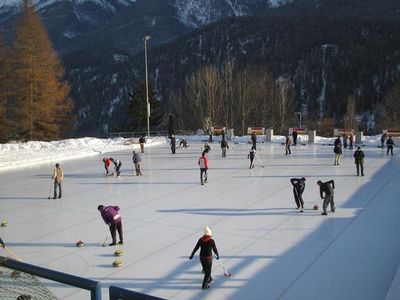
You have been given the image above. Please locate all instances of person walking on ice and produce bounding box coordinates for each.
[334,136,342,165]
[317,180,335,215]
[285,134,291,155]
[290,177,306,211]
[189,226,220,290]
[139,136,145,153]
[132,150,142,176]
[52,163,64,199]
[97,205,123,246]
[248,147,256,168]
[386,136,395,155]
[198,151,209,185]
[353,147,365,176]
[221,139,229,158]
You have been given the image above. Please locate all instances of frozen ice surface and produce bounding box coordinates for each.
[0,141,399,300]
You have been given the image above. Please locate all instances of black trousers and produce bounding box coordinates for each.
[293,189,304,208]
[109,221,123,244]
[200,256,213,288]
[356,162,364,176]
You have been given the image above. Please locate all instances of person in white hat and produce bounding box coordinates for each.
[189,226,220,289]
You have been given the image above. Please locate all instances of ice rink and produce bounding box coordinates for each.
[1,141,400,300]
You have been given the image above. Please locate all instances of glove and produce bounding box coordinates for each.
[215,255,219,260]
[189,255,193,260]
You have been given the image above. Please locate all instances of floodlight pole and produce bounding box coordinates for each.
[144,35,151,137]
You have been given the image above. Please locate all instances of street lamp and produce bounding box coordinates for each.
[144,35,151,137]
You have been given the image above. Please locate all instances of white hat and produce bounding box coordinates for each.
[204,226,212,236]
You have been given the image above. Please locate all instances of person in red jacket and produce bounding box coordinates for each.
[103,158,112,176]
[198,151,209,185]
[189,226,220,289]
[97,205,123,246]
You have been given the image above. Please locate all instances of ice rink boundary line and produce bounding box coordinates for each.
[276,162,400,299]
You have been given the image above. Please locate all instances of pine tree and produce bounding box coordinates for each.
[9,0,74,141]
[126,81,161,132]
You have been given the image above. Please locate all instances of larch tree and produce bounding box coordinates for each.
[10,0,74,141]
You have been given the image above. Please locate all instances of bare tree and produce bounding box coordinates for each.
[344,95,357,129]
[383,79,400,128]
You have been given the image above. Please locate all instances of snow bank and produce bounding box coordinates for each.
[0,137,166,172]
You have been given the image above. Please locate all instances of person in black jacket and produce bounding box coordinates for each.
[317,180,335,215]
[353,147,365,176]
[189,226,220,289]
[290,177,306,211]
[139,136,145,153]
[292,130,298,146]
[170,135,176,154]
[251,133,257,150]
[333,137,342,165]
[387,136,395,156]
[221,140,229,158]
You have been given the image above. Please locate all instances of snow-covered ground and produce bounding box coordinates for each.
[0,135,399,300]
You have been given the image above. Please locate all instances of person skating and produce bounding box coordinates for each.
[52,163,64,199]
[97,205,123,246]
[110,158,122,177]
[221,139,229,158]
[208,128,213,143]
[353,147,365,176]
[102,157,112,176]
[198,151,209,185]
[292,130,298,146]
[248,147,256,168]
[285,135,291,155]
[170,135,176,154]
[251,132,257,150]
[139,136,145,153]
[387,136,395,155]
[334,137,342,165]
[317,180,335,215]
[290,177,306,211]
[132,151,142,176]
[189,226,220,290]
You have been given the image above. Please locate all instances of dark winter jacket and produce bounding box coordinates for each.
[100,206,121,225]
[190,235,219,259]
[353,149,365,164]
[221,140,229,149]
[290,178,305,194]
[248,149,256,160]
[319,180,335,198]
[387,138,395,147]
[139,137,145,144]
[334,138,342,154]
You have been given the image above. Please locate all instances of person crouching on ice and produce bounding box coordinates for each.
[103,158,111,176]
[189,226,220,290]
[97,205,123,246]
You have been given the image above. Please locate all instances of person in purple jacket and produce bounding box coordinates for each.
[97,205,123,246]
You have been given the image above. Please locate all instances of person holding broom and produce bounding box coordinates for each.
[189,226,220,289]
